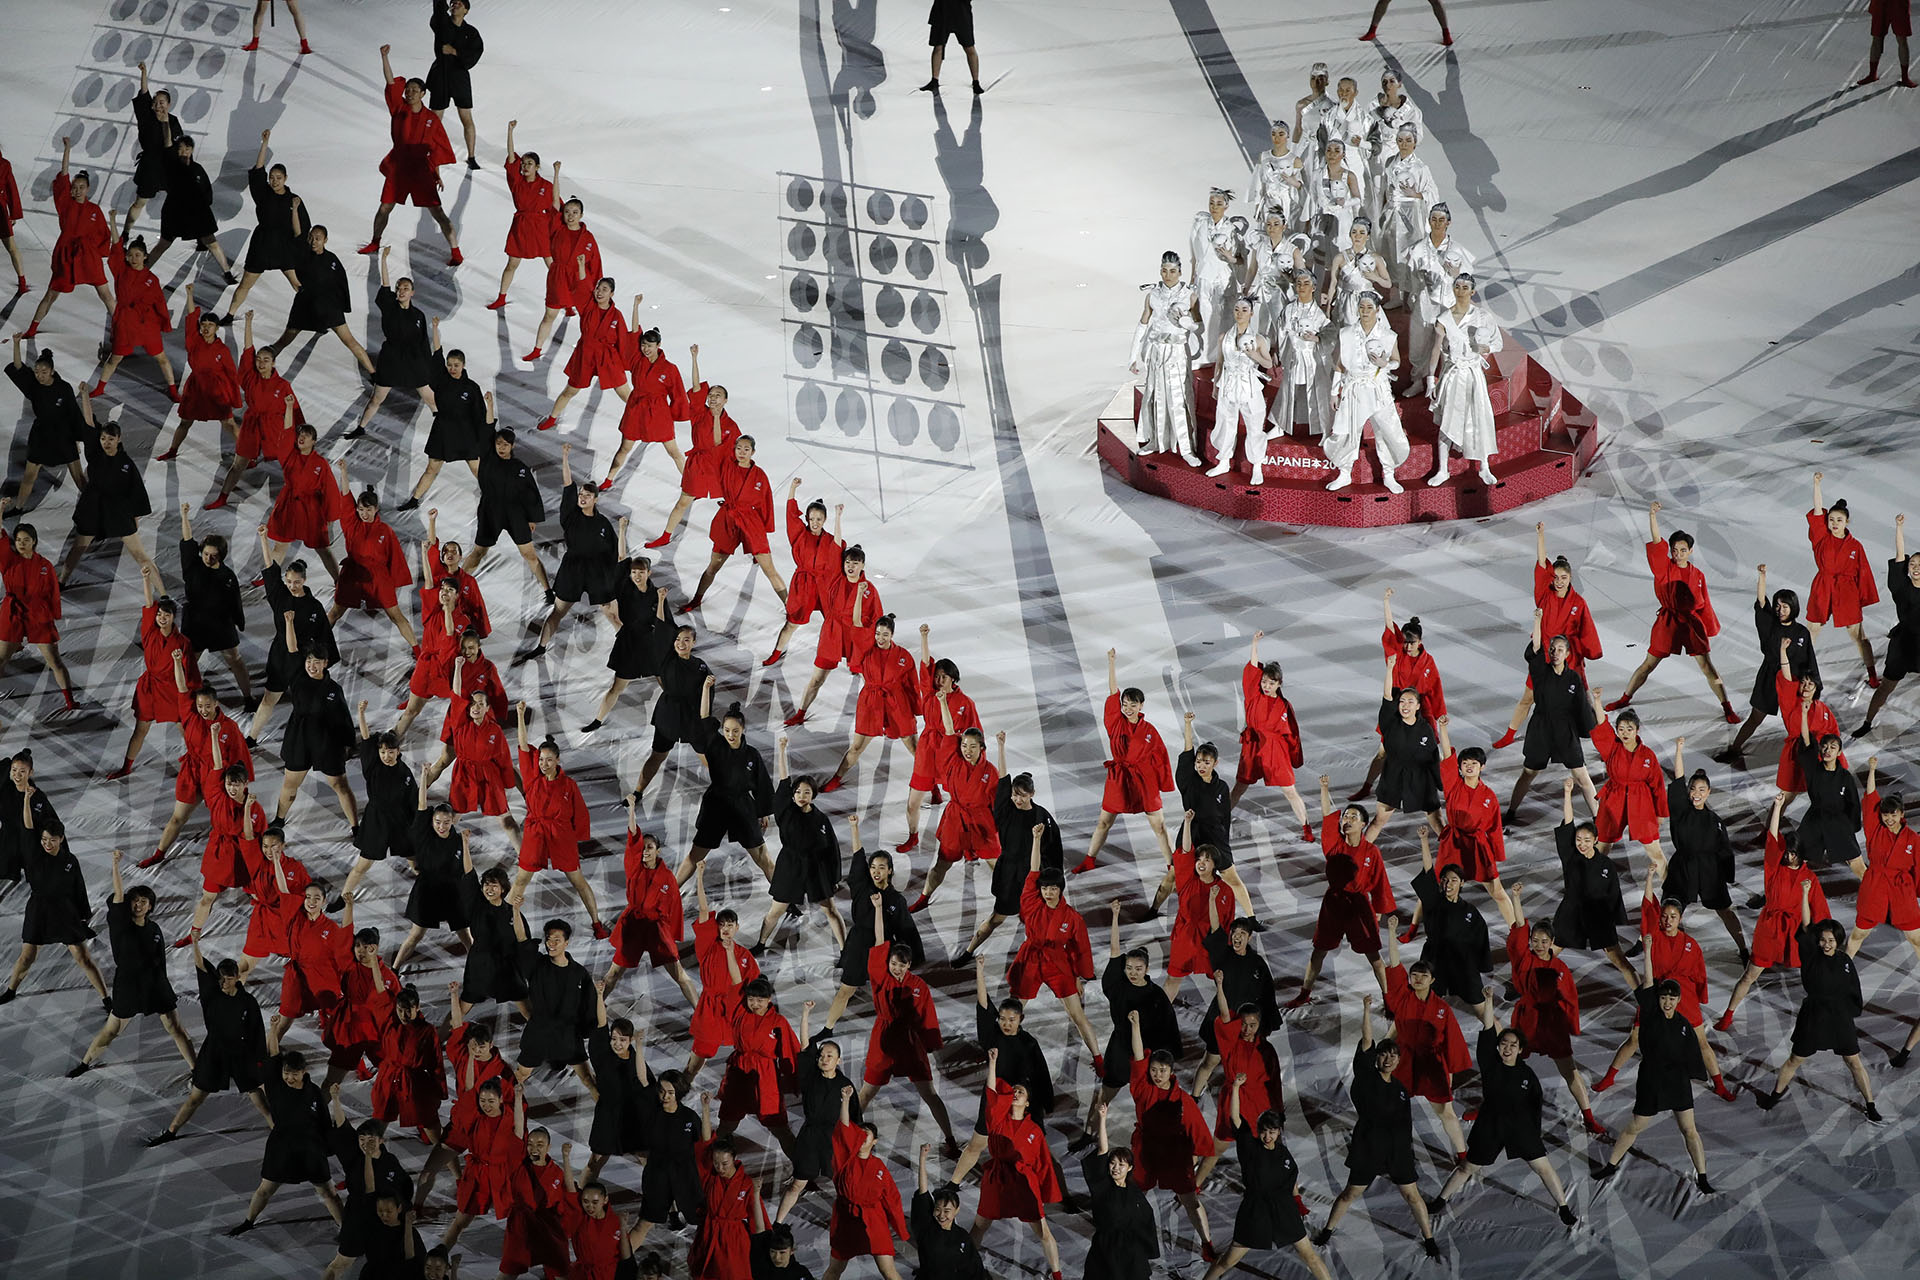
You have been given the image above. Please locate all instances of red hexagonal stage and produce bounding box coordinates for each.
[1095,310,1602,527]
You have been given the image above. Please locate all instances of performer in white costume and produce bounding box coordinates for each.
[1249,217,1308,340]
[1206,295,1276,484]
[1268,271,1333,440]
[1328,216,1393,325]
[1246,120,1305,231]
[1190,188,1245,364]
[1327,76,1373,210]
[1307,140,1365,254]
[1379,125,1439,302]
[1130,250,1203,464]
[1369,72,1425,222]
[1326,292,1411,493]
[1401,203,1474,390]
[1294,62,1337,175]
[1424,273,1502,485]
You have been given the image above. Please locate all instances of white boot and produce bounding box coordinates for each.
[1205,458,1233,477]
[1249,464,1264,486]
[1427,441,1452,486]
[1327,468,1353,491]
[1377,441,1404,494]
[1478,462,1497,484]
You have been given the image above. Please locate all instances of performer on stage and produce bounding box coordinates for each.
[1423,274,1501,485]
[1857,515,1918,735]
[361,45,461,263]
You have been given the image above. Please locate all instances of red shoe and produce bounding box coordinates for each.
[203,494,229,511]
[761,649,785,667]
[89,382,107,398]
[155,449,178,462]
[564,306,577,318]
[1283,989,1313,1009]
[357,240,381,255]
[521,347,543,362]
[13,277,27,295]
[1582,1109,1610,1138]
[448,248,464,267]
[1461,1108,1478,1124]
[1603,695,1632,713]
[908,894,930,914]
[1492,727,1518,749]
[1592,1069,1617,1093]
[242,37,260,51]
[1359,26,1378,40]
[643,532,671,549]
[819,775,843,794]
[104,761,134,781]
[592,920,611,941]
[1092,1054,1105,1076]
[676,600,699,614]
[19,323,38,339]
[1714,1008,1735,1032]
[1722,702,1740,724]
[355,1058,376,1082]
[136,849,168,871]
[1071,855,1098,875]
[535,416,557,431]
[1201,1242,1219,1265]
[60,688,77,710]
[1712,1080,1739,1102]
[1867,672,1882,689]
[485,295,509,310]
[928,785,945,806]
[299,40,314,55]
[1301,824,1314,843]
[165,384,180,403]
[597,477,614,491]
[782,710,808,727]
[1441,28,1454,45]
[1397,921,1420,944]
[895,833,919,854]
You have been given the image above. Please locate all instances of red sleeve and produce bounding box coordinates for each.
[1437,1006,1474,1075]
[1071,912,1094,980]
[831,1121,864,1172]
[668,363,689,419]
[1127,1057,1153,1108]
[1591,718,1617,754]
[912,981,943,1050]
[1866,790,1882,844]
[384,76,407,114]
[567,778,590,841]
[867,943,891,989]
[1319,815,1341,855]
[1385,963,1409,1009]
[1806,509,1825,552]
[380,527,411,590]
[1554,964,1582,1035]
[1103,691,1123,737]
[785,499,806,551]
[1506,924,1528,974]
[518,746,538,793]
[1018,872,1042,926]
[1533,560,1553,605]
[1645,539,1669,588]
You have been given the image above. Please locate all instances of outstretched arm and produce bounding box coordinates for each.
[1647,500,1662,546]
[1534,520,1549,567]
[1106,647,1119,697]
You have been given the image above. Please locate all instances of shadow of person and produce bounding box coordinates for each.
[831,0,887,129]
[932,92,996,281]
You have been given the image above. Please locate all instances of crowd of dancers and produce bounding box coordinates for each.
[0,12,1918,1280]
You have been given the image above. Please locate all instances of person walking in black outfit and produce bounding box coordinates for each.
[1506,609,1598,824]
[1427,992,1577,1228]
[3,339,90,516]
[675,690,778,885]
[1312,993,1440,1258]
[60,419,157,585]
[427,0,485,168]
[757,738,847,949]
[1757,908,1882,1120]
[922,0,984,95]
[530,443,621,656]
[1794,726,1862,867]
[270,639,359,830]
[403,325,493,509]
[1718,570,1818,765]
[349,248,438,439]
[1201,1076,1332,1280]
[145,932,271,1144]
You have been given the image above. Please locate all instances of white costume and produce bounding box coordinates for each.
[1207,323,1270,481]
[1130,279,1201,462]
[1190,210,1244,362]
[1245,147,1305,231]
[1368,96,1425,218]
[1306,165,1364,251]
[1379,153,1439,295]
[1325,100,1372,207]
[1268,296,1332,439]
[1326,315,1410,491]
[1402,231,1475,380]
[1249,234,1305,339]
[1429,301,1503,480]
[1334,248,1387,325]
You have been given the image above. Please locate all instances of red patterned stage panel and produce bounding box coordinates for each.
[1096,317,1601,528]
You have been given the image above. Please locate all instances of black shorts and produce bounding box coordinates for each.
[192,1044,265,1095]
[692,792,765,851]
[134,153,168,200]
[1632,1070,1694,1118]
[652,723,692,755]
[284,725,348,778]
[639,1160,702,1222]
[1345,1133,1416,1188]
[1465,1114,1546,1165]
[427,68,474,111]
[552,558,619,606]
[474,505,533,548]
[929,2,975,47]
[1522,740,1586,772]
[261,1137,330,1186]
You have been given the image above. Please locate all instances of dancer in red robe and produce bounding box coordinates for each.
[486,122,554,309]
[1494,522,1602,749]
[371,987,446,1143]
[1494,884,1610,1135]
[330,477,417,649]
[1008,835,1102,1061]
[158,289,242,461]
[1588,694,1669,881]
[685,866,760,1079]
[1355,588,1447,800]
[93,239,176,398]
[1381,935,1473,1161]
[361,46,460,262]
[1288,778,1392,1006]
[537,282,632,430]
[522,188,598,360]
[823,1094,909,1280]
[0,522,76,708]
[1126,1011,1217,1255]
[21,139,114,337]
[644,350,739,547]
[0,143,26,293]
[690,1111,767,1280]
[209,319,302,510]
[718,979,799,1138]
[785,545,881,727]
[1608,502,1737,721]
[106,569,200,777]
[765,483,843,666]
[858,934,960,1151]
[819,616,920,796]
[265,424,346,576]
[974,1054,1066,1277]
[1805,472,1882,681]
[1846,761,1920,960]
[510,705,604,934]
[1075,649,1176,872]
[603,799,698,1005]
[910,726,1000,910]
[1592,897,1736,1103]
[1229,631,1310,838]
[684,435,787,613]
[899,626,978,850]
[1719,795,1831,1028]
[602,326,690,488]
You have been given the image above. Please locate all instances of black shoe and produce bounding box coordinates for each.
[396,497,421,513]
[342,427,367,440]
[1422,1237,1441,1260]
[1710,747,1744,768]
[65,1061,93,1078]
[1501,982,1520,1002]
[466,157,482,171]
[215,313,235,326]
[1756,1089,1783,1111]
[665,1209,686,1232]
[1624,938,1644,959]
[971,79,985,94]
[581,720,603,734]
[1558,1204,1577,1226]
[1744,891,1766,910]
[919,79,939,91]
[1424,1194,1447,1218]
[1852,721,1875,740]
[1310,1227,1333,1246]
[143,1129,179,1148]
[1892,1048,1911,1068]
[0,987,16,1005]
[222,272,238,286]
[1867,1102,1886,1123]
[1695,1173,1716,1194]
[225,1219,256,1238]
[784,904,804,920]
[1592,1159,1619,1182]
[244,736,259,750]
